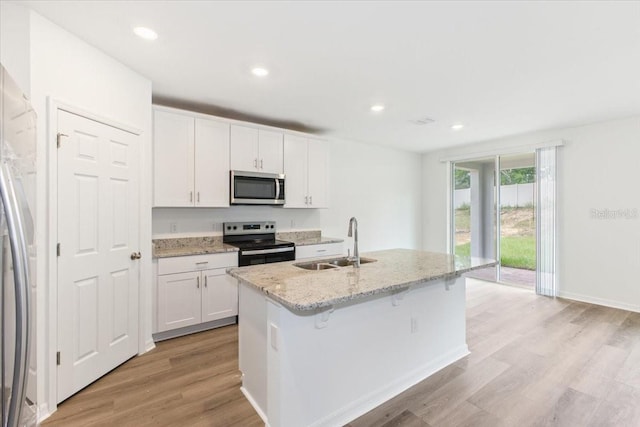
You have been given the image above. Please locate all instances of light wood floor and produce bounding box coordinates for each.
[44,279,640,426]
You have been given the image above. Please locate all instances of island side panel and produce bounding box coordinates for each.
[266,276,468,427]
[238,282,269,422]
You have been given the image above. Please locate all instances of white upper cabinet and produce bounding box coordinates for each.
[194,118,230,207]
[230,125,283,174]
[307,139,329,208]
[284,135,329,208]
[153,110,194,207]
[153,108,230,207]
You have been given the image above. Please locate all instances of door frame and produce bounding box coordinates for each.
[45,98,152,417]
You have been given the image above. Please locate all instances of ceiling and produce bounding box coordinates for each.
[24,1,640,153]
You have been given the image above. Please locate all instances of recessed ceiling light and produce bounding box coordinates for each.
[370,104,385,112]
[251,67,269,77]
[133,27,158,41]
[451,123,464,131]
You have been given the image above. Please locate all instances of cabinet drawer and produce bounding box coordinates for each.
[295,242,344,260]
[158,252,238,275]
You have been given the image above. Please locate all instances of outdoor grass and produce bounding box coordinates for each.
[455,235,536,270]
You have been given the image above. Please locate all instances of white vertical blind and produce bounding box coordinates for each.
[536,147,557,296]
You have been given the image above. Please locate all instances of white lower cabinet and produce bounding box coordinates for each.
[295,242,344,260]
[202,269,238,323]
[156,253,238,333]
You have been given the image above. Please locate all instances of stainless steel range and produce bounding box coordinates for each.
[223,221,295,266]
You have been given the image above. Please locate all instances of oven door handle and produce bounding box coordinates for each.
[242,246,294,256]
[275,178,281,201]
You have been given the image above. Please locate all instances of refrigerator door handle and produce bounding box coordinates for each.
[0,162,31,427]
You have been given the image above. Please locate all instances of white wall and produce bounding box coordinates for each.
[26,11,153,419]
[422,116,640,312]
[153,137,423,252]
[0,2,31,94]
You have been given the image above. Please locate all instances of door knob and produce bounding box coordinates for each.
[130,252,142,260]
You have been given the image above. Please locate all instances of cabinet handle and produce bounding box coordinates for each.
[260,159,263,169]
[309,195,313,205]
[204,276,208,288]
[305,196,308,205]
[254,158,258,169]
[197,276,200,289]
[190,191,193,203]
[197,192,200,203]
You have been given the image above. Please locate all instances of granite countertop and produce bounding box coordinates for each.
[153,236,238,258]
[227,248,496,311]
[153,230,342,258]
[276,230,343,246]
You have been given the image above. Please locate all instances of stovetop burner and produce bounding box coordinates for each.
[223,221,296,266]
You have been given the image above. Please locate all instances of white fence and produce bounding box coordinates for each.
[454,183,534,208]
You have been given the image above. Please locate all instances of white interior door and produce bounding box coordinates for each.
[56,110,140,403]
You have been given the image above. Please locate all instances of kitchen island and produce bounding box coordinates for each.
[227,249,495,427]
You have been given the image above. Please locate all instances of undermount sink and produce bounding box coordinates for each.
[294,257,377,271]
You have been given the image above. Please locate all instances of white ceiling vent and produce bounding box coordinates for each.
[410,117,435,126]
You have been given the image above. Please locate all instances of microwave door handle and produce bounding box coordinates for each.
[275,178,280,200]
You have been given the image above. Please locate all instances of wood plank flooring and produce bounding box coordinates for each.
[44,279,640,426]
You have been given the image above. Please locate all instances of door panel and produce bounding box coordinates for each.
[258,130,283,174]
[57,110,139,403]
[194,118,230,207]
[157,271,201,332]
[283,135,308,208]
[230,125,258,171]
[307,139,328,208]
[202,268,238,323]
[153,110,194,206]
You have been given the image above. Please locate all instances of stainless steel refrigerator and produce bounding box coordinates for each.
[0,65,37,427]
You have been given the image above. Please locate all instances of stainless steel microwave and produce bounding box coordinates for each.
[230,170,285,205]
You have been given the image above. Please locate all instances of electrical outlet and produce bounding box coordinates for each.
[411,317,418,333]
[270,323,279,350]
[169,222,177,233]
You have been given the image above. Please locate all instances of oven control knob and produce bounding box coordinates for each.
[233,226,237,230]
[226,226,231,230]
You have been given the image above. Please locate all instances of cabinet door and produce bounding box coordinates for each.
[283,134,309,208]
[157,271,201,332]
[195,118,230,207]
[258,130,284,174]
[230,125,259,171]
[202,268,238,323]
[307,139,329,208]
[153,110,195,206]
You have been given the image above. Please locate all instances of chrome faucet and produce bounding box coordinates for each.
[347,217,360,268]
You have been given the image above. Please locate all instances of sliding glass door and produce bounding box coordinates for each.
[452,157,498,282]
[497,153,537,287]
[450,146,559,295]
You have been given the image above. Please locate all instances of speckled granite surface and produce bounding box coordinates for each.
[153,236,238,258]
[227,248,496,311]
[277,230,343,246]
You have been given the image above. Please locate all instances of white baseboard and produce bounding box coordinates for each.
[37,402,52,423]
[310,345,470,427]
[144,338,156,353]
[558,291,640,313]
[240,386,270,427]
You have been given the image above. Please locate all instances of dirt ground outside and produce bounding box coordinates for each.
[455,206,535,244]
